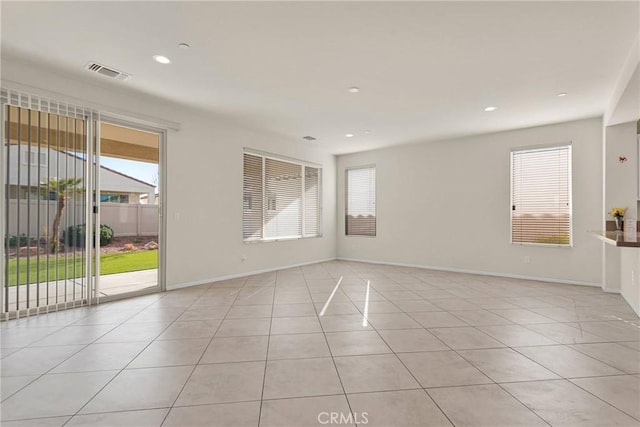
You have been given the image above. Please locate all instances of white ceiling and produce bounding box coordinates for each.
[1,1,638,154]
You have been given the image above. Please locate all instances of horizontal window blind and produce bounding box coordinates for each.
[346,166,376,236]
[511,145,572,246]
[243,153,263,240]
[243,152,322,242]
[304,167,321,237]
[265,158,302,239]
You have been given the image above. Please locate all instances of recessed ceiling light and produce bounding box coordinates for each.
[153,55,171,64]
[347,87,360,93]
[557,92,567,97]
[345,133,355,138]
[484,106,497,112]
[364,130,371,135]
[178,43,191,50]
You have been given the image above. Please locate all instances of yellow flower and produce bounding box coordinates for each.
[610,207,627,218]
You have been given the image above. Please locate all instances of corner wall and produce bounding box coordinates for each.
[1,58,337,290]
[603,121,638,292]
[337,118,604,285]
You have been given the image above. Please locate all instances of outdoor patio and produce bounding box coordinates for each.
[3,269,158,313]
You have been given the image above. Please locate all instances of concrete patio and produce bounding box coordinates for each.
[3,269,158,313]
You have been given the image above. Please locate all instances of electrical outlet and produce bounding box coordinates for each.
[524,256,531,264]
[241,254,246,263]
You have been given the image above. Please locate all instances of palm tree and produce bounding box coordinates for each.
[40,177,84,253]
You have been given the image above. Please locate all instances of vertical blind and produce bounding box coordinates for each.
[346,166,376,236]
[511,145,572,246]
[243,152,321,241]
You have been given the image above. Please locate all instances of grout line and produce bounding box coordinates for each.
[62,286,213,426]
[495,382,554,426]
[567,377,640,421]
[304,268,356,427]
[2,260,639,425]
[2,293,171,413]
[256,274,278,427]
[0,310,139,403]
[347,272,459,427]
[157,280,244,427]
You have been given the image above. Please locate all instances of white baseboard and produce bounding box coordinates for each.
[336,257,602,288]
[167,256,604,291]
[166,258,337,291]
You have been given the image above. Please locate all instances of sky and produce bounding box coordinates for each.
[100,156,159,192]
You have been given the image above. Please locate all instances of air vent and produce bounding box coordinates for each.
[302,136,316,141]
[84,62,132,81]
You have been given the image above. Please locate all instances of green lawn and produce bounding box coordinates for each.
[5,250,158,286]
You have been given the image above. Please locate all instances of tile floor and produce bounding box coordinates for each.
[1,261,639,426]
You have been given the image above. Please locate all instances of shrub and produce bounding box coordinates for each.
[4,234,28,247]
[99,224,115,246]
[64,224,114,247]
[64,225,84,247]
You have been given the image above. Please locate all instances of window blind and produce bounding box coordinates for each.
[265,158,302,239]
[243,153,263,240]
[304,166,321,237]
[346,166,376,236]
[243,152,322,241]
[511,145,572,246]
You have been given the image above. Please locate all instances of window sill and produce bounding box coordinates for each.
[510,241,573,248]
[244,235,323,244]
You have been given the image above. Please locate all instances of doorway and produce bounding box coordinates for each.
[95,121,163,300]
[1,93,166,318]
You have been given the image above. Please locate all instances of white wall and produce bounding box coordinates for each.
[1,58,337,289]
[621,247,640,316]
[337,118,604,285]
[603,121,638,291]
[605,122,638,219]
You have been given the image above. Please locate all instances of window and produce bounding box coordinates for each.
[266,194,277,211]
[243,194,253,210]
[22,150,47,166]
[100,193,129,203]
[243,151,322,242]
[511,145,572,246]
[346,166,376,236]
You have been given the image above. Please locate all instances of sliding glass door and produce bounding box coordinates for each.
[95,121,161,300]
[1,97,98,317]
[1,90,165,318]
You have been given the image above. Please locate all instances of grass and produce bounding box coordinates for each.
[5,250,158,286]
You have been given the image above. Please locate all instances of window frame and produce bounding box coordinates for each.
[345,165,377,237]
[510,143,573,247]
[243,149,323,243]
[22,150,47,167]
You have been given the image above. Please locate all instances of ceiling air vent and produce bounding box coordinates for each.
[84,62,132,81]
[302,136,316,141]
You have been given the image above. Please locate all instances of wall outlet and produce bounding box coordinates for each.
[524,256,531,264]
[241,254,246,263]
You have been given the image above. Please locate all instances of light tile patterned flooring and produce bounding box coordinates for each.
[1,261,639,426]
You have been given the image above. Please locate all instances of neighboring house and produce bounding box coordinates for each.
[6,145,155,204]
[139,193,160,205]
